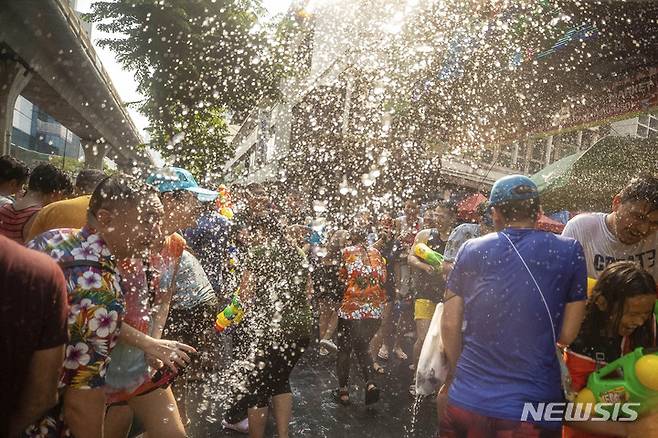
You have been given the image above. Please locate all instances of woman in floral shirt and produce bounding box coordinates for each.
[335,219,387,406]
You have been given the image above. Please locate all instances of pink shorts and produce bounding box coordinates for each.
[440,403,561,438]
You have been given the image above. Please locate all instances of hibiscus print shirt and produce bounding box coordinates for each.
[338,245,387,320]
[28,227,124,389]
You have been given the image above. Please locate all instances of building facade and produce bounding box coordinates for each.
[12,96,83,161]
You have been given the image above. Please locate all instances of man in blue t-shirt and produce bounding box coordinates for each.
[440,175,588,437]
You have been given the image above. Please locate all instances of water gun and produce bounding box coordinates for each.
[215,184,234,220]
[413,243,444,268]
[214,295,244,333]
[587,277,597,297]
[575,347,658,416]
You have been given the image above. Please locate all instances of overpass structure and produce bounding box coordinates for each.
[0,0,151,169]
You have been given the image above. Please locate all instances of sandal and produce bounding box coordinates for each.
[334,388,350,406]
[373,362,385,375]
[365,383,380,405]
[377,346,390,361]
[393,347,408,361]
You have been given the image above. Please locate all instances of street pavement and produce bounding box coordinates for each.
[186,336,438,438]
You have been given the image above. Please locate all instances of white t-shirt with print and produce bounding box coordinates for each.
[561,212,657,279]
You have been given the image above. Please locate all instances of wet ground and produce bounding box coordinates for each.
[186,335,438,438]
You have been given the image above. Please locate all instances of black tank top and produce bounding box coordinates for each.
[413,229,447,302]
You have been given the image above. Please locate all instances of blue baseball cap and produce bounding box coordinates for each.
[145,167,218,202]
[489,174,539,206]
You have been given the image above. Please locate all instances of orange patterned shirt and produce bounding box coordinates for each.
[338,245,387,320]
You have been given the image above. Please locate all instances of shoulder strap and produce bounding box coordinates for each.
[499,231,576,400]
[499,232,557,345]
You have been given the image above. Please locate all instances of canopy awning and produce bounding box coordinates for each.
[531,137,658,212]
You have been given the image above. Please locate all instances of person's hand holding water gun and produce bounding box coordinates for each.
[215,294,245,334]
[413,242,444,275]
[215,184,234,220]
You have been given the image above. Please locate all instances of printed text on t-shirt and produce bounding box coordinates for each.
[593,249,656,272]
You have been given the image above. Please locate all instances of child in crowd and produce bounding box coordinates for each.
[564,261,657,438]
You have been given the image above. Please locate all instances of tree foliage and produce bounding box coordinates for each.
[86,0,281,179]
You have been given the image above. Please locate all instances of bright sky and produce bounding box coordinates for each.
[76,0,293,142]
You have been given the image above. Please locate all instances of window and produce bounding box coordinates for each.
[13,96,34,135]
[636,113,658,138]
[13,111,32,134]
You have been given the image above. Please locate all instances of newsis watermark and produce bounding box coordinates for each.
[521,402,641,422]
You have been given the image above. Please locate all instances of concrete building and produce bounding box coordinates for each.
[1,0,148,169]
[12,95,83,163]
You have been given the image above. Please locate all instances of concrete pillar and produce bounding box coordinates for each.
[523,140,532,175]
[82,142,106,169]
[544,135,554,165]
[0,58,32,155]
[511,141,519,167]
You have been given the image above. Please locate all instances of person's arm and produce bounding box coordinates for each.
[119,323,195,371]
[407,229,433,273]
[441,289,464,382]
[151,255,184,340]
[151,298,173,341]
[558,300,586,345]
[559,241,588,345]
[8,345,64,436]
[150,292,174,341]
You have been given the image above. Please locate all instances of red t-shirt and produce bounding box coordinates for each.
[0,235,69,435]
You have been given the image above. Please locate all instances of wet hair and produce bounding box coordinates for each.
[88,174,159,217]
[75,169,106,194]
[493,198,540,222]
[27,163,72,195]
[0,155,29,185]
[618,175,658,213]
[580,261,656,348]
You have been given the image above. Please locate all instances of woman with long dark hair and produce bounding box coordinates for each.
[564,261,656,438]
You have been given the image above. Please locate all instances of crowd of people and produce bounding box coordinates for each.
[1,153,658,438]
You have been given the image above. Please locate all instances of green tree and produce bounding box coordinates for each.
[87,0,280,179]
